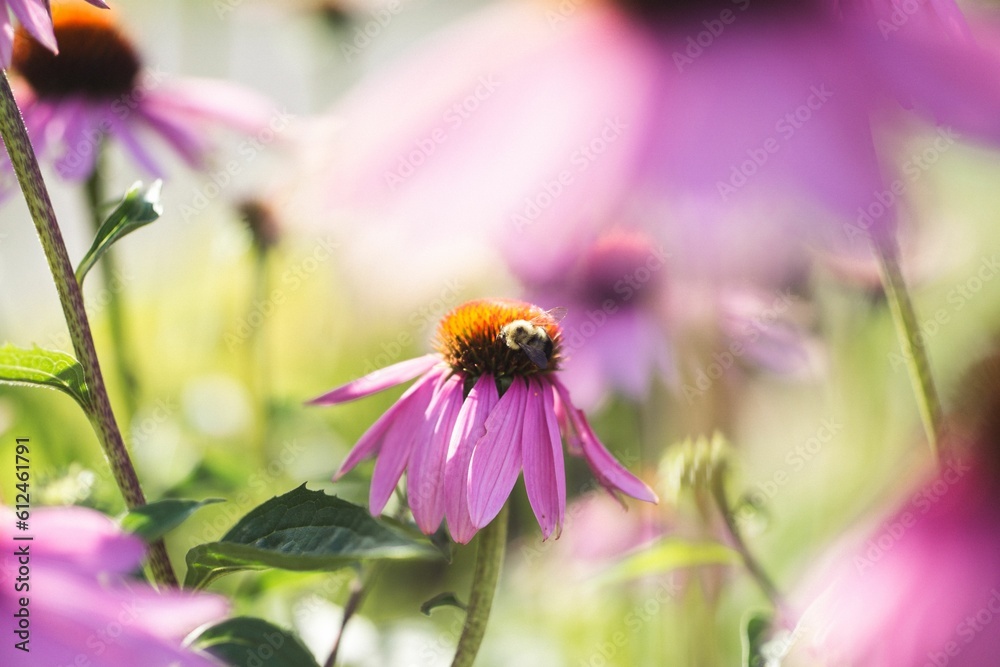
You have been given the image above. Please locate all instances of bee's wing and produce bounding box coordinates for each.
[519,341,549,369]
[534,307,567,325]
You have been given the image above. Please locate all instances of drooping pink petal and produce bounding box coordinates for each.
[0,14,14,70]
[552,379,658,504]
[521,379,566,540]
[136,97,213,169]
[308,354,439,405]
[54,101,102,180]
[333,369,442,479]
[866,26,1000,146]
[26,568,226,667]
[827,0,971,40]
[407,373,464,533]
[468,377,528,528]
[444,373,499,544]
[27,506,145,575]
[85,0,110,7]
[8,0,57,54]
[0,504,227,667]
[151,79,277,134]
[106,110,166,178]
[368,372,444,515]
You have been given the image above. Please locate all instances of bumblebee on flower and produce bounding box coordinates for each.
[310,298,657,544]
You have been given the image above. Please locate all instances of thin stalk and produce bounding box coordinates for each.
[710,470,783,613]
[873,239,942,460]
[450,506,508,667]
[0,71,177,587]
[84,149,139,424]
[323,565,379,667]
[250,243,273,442]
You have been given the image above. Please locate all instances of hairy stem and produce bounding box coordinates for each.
[451,506,508,667]
[0,71,176,587]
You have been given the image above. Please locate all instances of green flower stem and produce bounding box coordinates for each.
[0,71,177,587]
[84,150,139,424]
[873,239,942,460]
[451,505,509,667]
[710,470,783,612]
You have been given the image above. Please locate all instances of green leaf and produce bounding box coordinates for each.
[420,592,466,616]
[0,343,90,409]
[120,498,224,543]
[741,609,773,667]
[184,484,441,589]
[600,538,738,583]
[193,617,319,667]
[75,180,163,285]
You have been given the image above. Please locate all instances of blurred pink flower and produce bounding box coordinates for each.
[0,505,227,666]
[791,354,1000,666]
[317,0,1000,275]
[4,3,273,183]
[309,298,657,543]
[792,459,1000,666]
[0,0,108,68]
[509,227,820,409]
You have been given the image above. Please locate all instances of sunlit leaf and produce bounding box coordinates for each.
[600,538,738,583]
[75,180,163,285]
[120,498,224,543]
[193,617,319,667]
[184,484,441,589]
[0,343,90,409]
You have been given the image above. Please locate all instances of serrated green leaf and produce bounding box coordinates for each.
[742,609,773,667]
[75,181,163,285]
[420,592,466,616]
[184,484,441,589]
[600,538,738,583]
[120,498,224,543]
[0,343,90,409]
[193,617,319,667]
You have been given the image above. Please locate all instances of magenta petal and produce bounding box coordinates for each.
[444,374,499,544]
[368,374,443,515]
[151,79,276,133]
[28,570,226,667]
[9,0,57,54]
[19,506,145,575]
[55,103,102,180]
[333,373,439,481]
[521,379,566,540]
[136,102,211,169]
[407,374,464,533]
[107,112,166,178]
[553,379,658,504]
[333,370,442,479]
[85,0,110,7]
[468,377,528,528]
[308,354,439,405]
[0,16,14,70]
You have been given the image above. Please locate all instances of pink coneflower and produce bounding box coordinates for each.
[0,504,227,666]
[0,0,108,69]
[510,228,674,410]
[4,3,272,182]
[317,0,1000,276]
[309,298,658,543]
